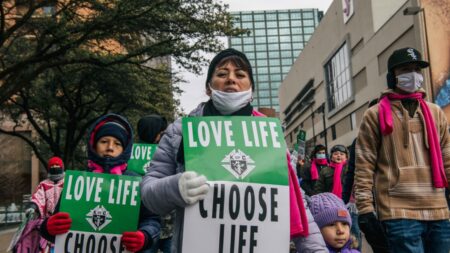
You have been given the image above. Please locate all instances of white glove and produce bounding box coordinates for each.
[178,171,210,205]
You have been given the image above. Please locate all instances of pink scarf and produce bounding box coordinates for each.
[311,158,328,180]
[379,93,448,188]
[88,160,127,175]
[254,110,309,237]
[329,161,344,198]
[288,153,309,238]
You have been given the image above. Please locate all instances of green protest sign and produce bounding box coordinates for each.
[181,116,289,253]
[55,170,141,253]
[127,143,157,175]
[297,129,306,142]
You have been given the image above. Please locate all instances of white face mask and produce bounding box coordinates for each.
[316,153,326,159]
[210,85,253,115]
[396,72,423,93]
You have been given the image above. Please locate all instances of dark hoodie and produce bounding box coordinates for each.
[41,114,160,252]
[87,113,133,173]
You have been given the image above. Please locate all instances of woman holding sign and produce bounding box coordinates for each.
[141,49,327,253]
[40,114,160,253]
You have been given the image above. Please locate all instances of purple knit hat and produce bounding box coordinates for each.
[310,193,352,229]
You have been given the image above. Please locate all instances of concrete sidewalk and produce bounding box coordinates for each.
[0,227,17,253]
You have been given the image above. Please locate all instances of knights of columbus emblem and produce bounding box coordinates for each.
[221,149,256,179]
[86,205,112,231]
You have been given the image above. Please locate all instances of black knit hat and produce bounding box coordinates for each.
[137,115,167,144]
[387,47,429,71]
[205,48,255,89]
[94,121,129,147]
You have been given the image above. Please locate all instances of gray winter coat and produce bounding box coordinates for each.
[140,102,326,253]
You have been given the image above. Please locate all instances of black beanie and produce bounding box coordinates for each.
[205,48,255,89]
[94,121,129,147]
[137,115,168,144]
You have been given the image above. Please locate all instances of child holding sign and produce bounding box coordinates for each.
[40,113,160,252]
[141,48,327,253]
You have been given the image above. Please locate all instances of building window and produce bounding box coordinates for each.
[268,43,279,50]
[304,27,315,34]
[256,52,267,59]
[331,125,336,140]
[241,14,253,22]
[254,14,264,21]
[279,36,291,43]
[232,45,243,51]
[291,20,302,27]
[266,13,277,20]
[243,44,254,52]
[325,43,353,112]
[292,43,303,50]
[258,75,269,82]
[268,51,279,58]
[280,43,291,50]
[259,82,270,89]
[255,37,266,43]
[257,59,268,67]
[259,90,270,97]
[279,21,290,27]
[243,37,254,44]
[257,67,268,74]
[271,74,282,81]
[350,112,357,130]
[278,13,289,20]
[290,12,301,19]
[291,27,302,34]
[267,21,278,28]
[281,50,292,58]
[303,19,315,26]
[268,36,279,43]
[246,52,255,59]
[269,58,280,66]
[281,58,293,66]
[267,29,278,36]
[302,12,314,19]
[254,22,266,29]
[279,28,291,35]
[255,44,267,51]
[242,22,253,29]
[231,38,242,44]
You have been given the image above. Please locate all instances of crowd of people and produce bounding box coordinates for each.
[9,47,450,253]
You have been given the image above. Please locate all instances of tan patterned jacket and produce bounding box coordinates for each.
[355,89,450,221]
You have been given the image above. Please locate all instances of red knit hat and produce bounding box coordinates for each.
[47,156,64,170]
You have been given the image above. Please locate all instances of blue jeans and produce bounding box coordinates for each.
[350,212,361,251]
[149,237,172,253]
[383,219,450,253]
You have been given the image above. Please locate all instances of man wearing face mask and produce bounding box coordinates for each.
[299,144,328,196]
[28,156,65,219]
[20,156,66,252]
[355,47,450,253]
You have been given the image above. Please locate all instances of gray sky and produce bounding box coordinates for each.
[176,0,333,113]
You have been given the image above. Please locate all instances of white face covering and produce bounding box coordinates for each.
[396,72,423,93]
[209,85,253,115]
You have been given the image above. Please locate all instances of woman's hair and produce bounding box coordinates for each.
[205,48,255,89]
[214,55,252,77]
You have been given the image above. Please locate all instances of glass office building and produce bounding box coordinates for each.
[229,9,323,112]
